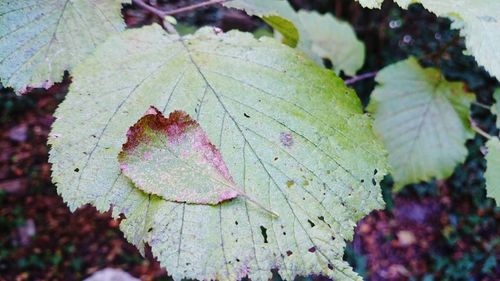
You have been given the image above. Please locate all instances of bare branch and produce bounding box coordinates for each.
[133,0,227,17]
[132,0,177,33]
[344,71,378,85]
[471,119,493,140]
[164,0,227,16]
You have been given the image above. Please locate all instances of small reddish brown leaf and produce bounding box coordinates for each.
[118,106,240,204]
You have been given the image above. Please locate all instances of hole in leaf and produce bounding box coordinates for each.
[243,113,250,118]
[308,247,316,253]
[147,227,153,233]
[74,168,79,172]
[322,58,333,69]
[260,226,268,243]
[328,264,334,270]
[235,221,238,225]
[286,250,293,256]
[372,178,376,186]
[307,219,315,228]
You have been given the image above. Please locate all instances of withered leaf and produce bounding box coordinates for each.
[118,106,241,204]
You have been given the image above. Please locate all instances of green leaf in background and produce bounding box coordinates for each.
[354,0,500,81]
[224,0,365,75]
[223,0,300,47]
[355,0,385,9]
[0,0,127,93]
[485,138,500,205]
[493,89,500,129]
[297,10,365,76]
[49,24,388,281]
[367,57,474,190]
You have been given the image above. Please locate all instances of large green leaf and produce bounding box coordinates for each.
[485,138,500,205]
[224,1,365,75]
[0,0,126,93]
[49,24,388,281]
[354,0,500,80]
[367,57,474,190]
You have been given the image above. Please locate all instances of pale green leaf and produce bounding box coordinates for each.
[49,25,388,281]
[223,0,300,47]
[224,1,365,75]
[297,10,365,76]
[493,88,500,129]
[485,138,500,205]
[355,0,384,9]
[368,57,474,190]
[0,0,127,93]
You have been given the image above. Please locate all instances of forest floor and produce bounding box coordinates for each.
[1,0,499,280]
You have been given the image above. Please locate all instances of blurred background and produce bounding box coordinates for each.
[0,0,499,280]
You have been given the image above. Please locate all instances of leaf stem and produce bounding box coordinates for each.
[344,71,378,85]
[239,192,280,218]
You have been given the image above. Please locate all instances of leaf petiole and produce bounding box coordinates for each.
[237,191,280,218]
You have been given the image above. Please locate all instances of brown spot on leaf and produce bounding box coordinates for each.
[119,107,197,153]
[280,132,293,147]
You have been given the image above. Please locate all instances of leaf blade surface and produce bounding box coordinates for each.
[49,25,388,281]
[368,57,474,190]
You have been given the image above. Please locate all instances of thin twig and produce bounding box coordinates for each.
[164,0,227,16]
[133,0,226,17]
[132,0,228,33]
[132,0,177,33]
[344,71,378,85]
[133,0,166,16]
[471,122,493,140]
[472,101,491,110]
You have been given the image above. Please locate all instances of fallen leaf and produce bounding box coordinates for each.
[118,107,242,205]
